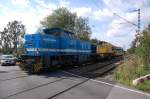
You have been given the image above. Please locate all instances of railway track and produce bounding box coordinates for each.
[0,75,30,82]
[1,71,89,99]
[47,79,89,99]
[0,57,122,99]
[0,69,30,82]
[1,78,65,99]
[0,57,121,83]
[46,58,121,99]
[63,57,122,78]
[1,57,149,99]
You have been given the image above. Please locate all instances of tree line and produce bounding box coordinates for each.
[0,21,25,55]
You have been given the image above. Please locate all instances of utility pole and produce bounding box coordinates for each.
[114,8,141,46]
[138,8,140,34]
[134,8,141,46]
[113,8,140,32]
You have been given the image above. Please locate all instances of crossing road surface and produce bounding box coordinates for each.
[0,65,150,99]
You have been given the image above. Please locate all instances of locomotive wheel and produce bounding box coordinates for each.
[33,62,43,73]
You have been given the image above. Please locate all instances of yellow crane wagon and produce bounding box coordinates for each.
[97,41,115,59]
[113,47,124,57]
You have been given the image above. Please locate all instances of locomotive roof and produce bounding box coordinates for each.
[43,28,74,34]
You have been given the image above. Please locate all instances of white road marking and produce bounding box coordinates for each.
[62,71,150,97]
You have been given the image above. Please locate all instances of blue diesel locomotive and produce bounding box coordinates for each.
[21,28,95,73]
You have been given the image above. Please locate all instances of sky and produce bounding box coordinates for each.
[0,0,150,50]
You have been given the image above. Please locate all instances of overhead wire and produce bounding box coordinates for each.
[29,0,50,9]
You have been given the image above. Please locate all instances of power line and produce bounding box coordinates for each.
[93,0,101,8]
[114,9,141,47]
[113,13,138,27]
[93,0,141,33]
[29,0,50,9]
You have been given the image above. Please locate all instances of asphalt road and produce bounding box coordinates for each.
[0,65,150,99]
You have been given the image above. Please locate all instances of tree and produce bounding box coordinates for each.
[135,24,150,67]
[74,17,91,41]
[0,20,25,55]
[7,21,25,52]
[90,38,99,44]
[0,28,11,53]
[128,39,137,54]
[41,7,91,41]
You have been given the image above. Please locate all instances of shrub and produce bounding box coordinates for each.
[113,55,150,86]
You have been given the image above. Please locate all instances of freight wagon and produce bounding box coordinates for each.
[96,41,115,59]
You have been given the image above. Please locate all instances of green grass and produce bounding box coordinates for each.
[135,67,150,77]
[136,80,150,92]
[113,55,150,92]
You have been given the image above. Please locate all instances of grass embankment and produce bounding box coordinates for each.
[113,55,150,92]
